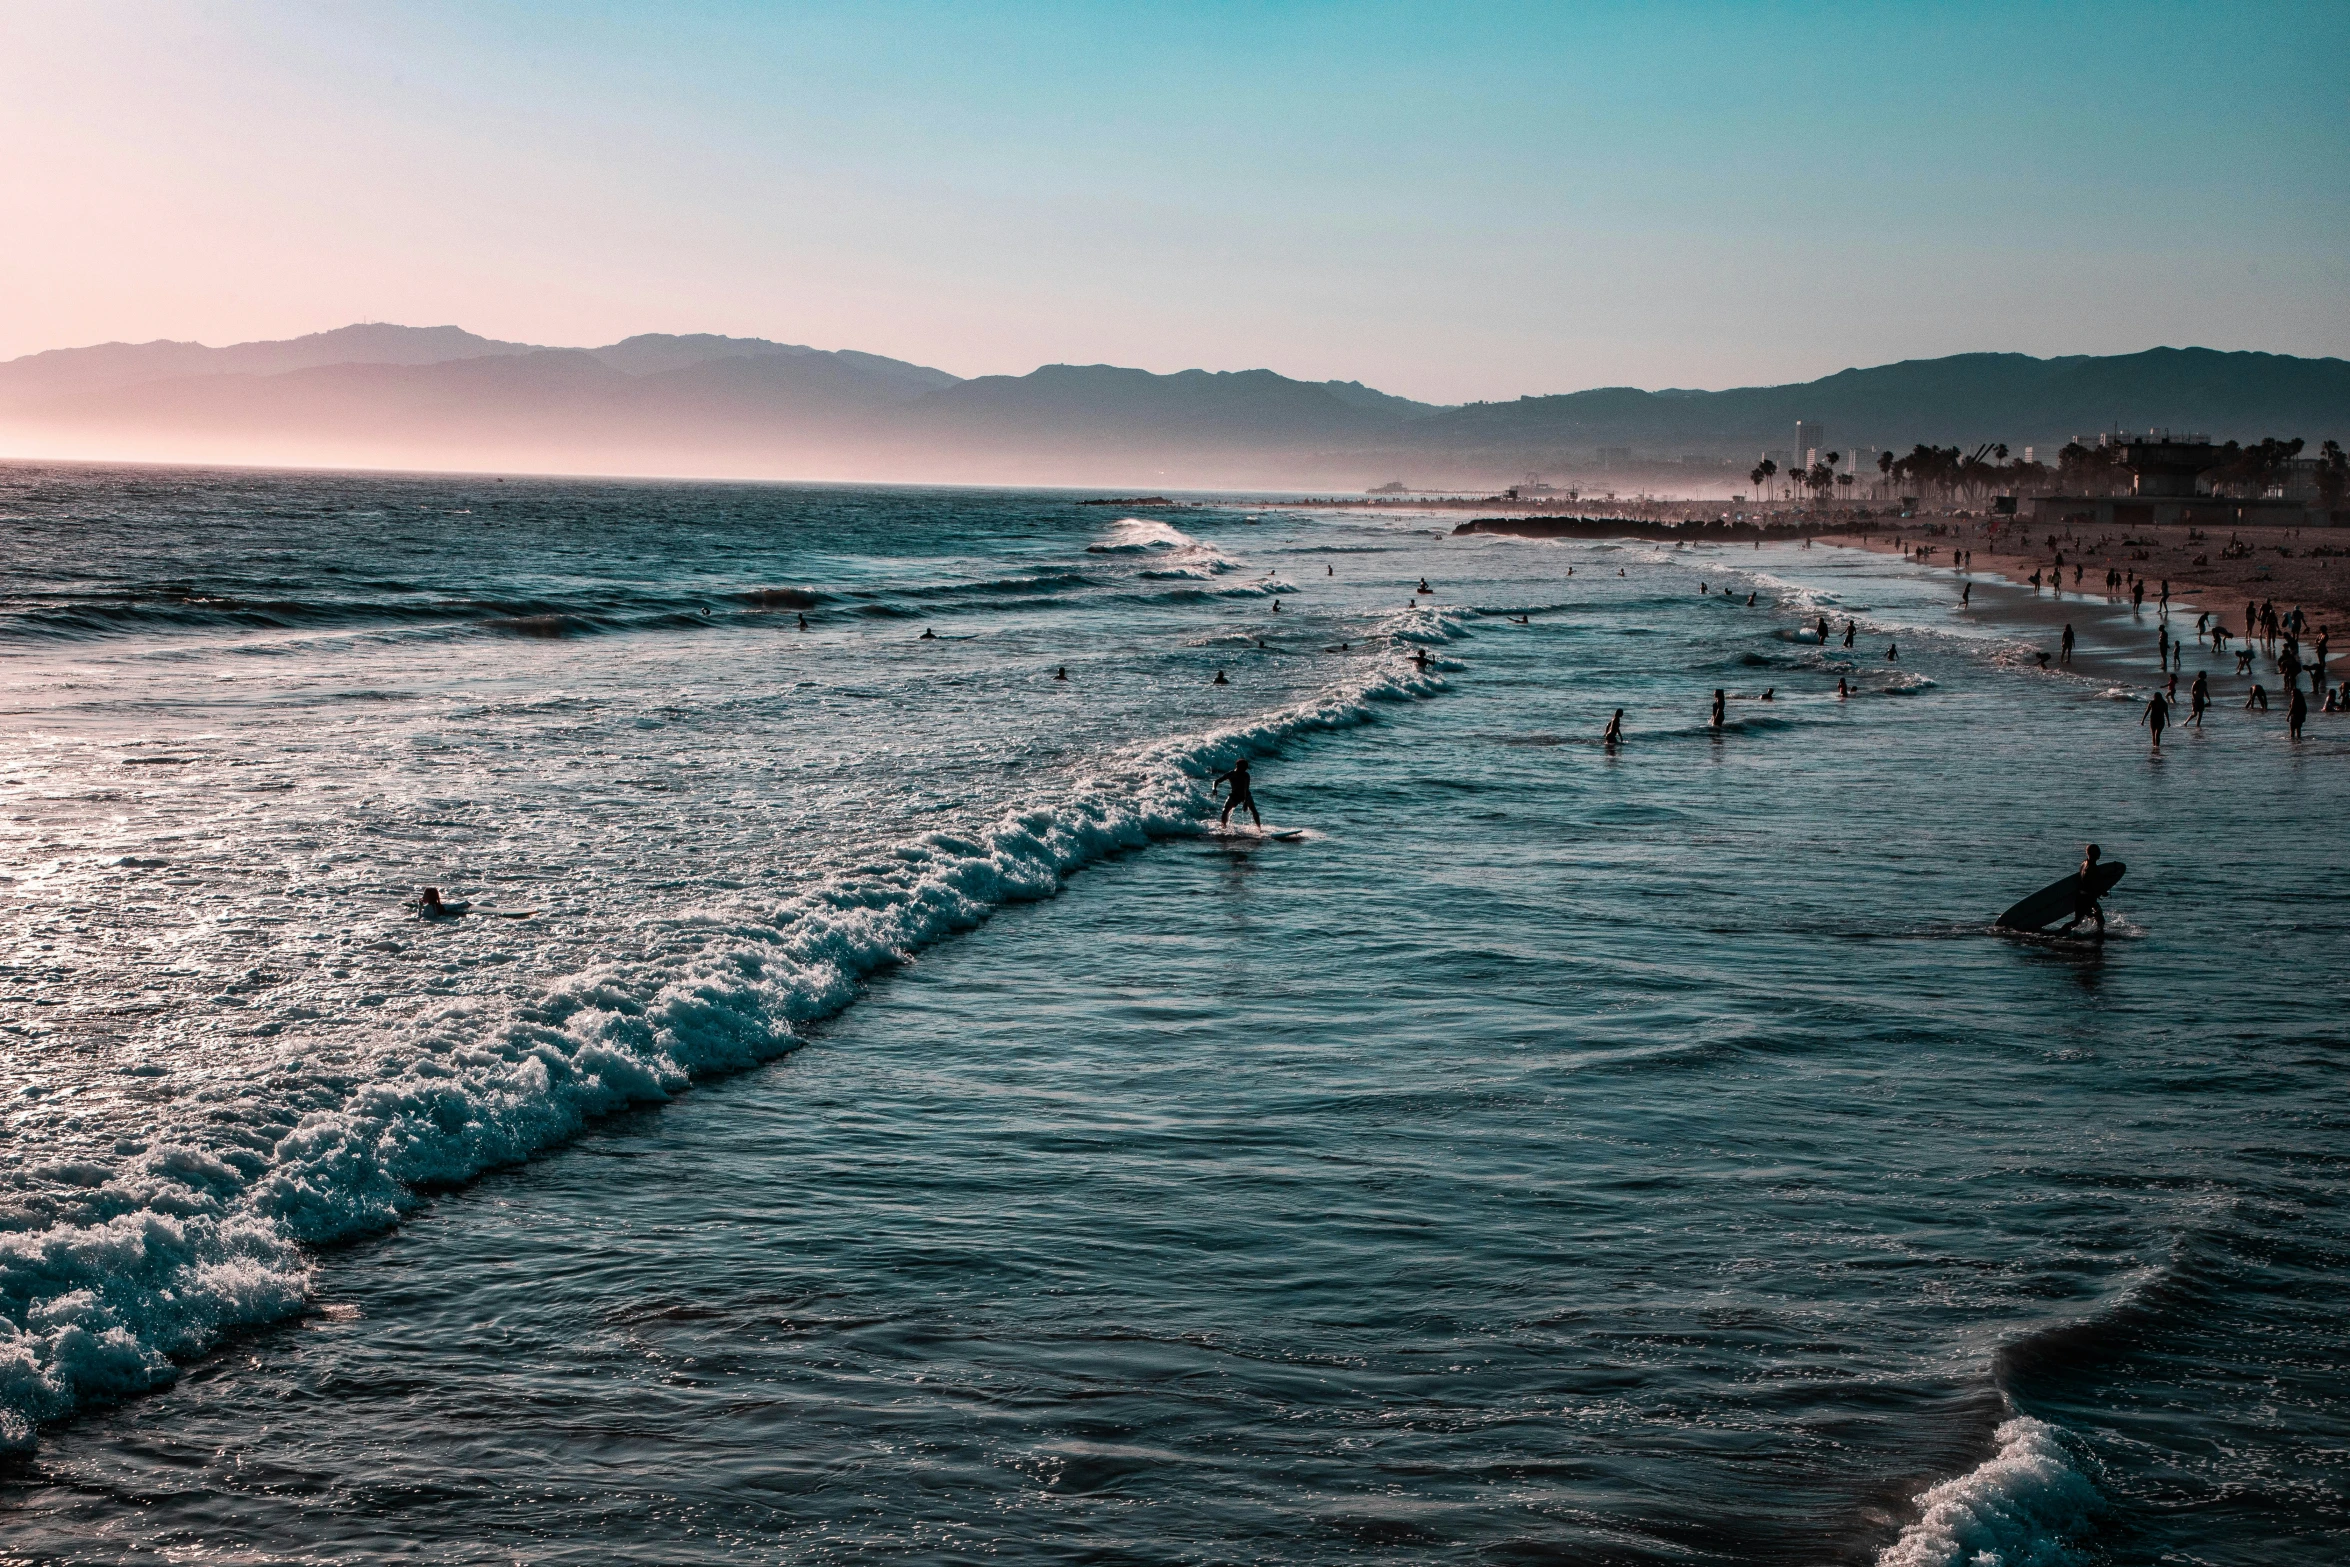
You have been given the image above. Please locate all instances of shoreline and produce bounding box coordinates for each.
[1808,532,2324,705]
[1813,518,2349,630]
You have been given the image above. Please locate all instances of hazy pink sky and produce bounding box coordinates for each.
[5,2,2344,402]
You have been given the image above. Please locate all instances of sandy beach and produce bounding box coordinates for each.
[1780,530,2333,721]
[1818,516,2348,634]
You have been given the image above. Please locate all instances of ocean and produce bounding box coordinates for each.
[2,466,2345,1564]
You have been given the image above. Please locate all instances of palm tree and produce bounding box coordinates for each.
[1876,449,1894,499]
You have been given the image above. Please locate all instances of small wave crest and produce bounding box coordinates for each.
[1877,1416,2099,1567]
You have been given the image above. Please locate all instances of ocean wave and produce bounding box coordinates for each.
[0,632,1465,1455]
[1877,1415,2099,1567]
[1089,518,1238,578]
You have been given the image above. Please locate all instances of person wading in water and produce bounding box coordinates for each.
[2059,844,2109,938]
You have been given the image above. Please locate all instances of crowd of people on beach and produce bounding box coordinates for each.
[1970,527,2338,746]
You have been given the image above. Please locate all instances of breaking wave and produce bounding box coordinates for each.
[1877,1416,2099,1567]
[1088,518,1239,579]
[0,639,1458,1454]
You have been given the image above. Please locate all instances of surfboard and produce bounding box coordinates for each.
[1996,861,2125,932]
[1209,827,1305,842]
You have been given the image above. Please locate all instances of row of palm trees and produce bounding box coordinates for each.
[1743,436,2342,507]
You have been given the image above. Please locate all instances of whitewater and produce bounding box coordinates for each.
[3,467,2346,1564]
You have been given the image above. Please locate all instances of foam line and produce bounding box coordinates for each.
[0,637,1460,1453]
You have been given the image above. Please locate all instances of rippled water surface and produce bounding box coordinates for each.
[3,466,2346,1564]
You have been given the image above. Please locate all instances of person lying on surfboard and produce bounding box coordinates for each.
[1211,757,1262,829]
[2057,845,2106,937]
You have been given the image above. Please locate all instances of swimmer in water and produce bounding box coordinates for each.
[920,627,936,639]
[1412,647,1430,670]
[1509,615,1529,625]
[1886,642,1899,661]
[1760,687,1774,700]
[1211,756,1262,828]
[1711,688,1726,729]
[417,887,464,919]
[1213,669,1228,685]
[1604,708,1623,749]
[1745,591,1756,607]
[1055,666,1068,680]
[1417,579,1432,594]
[1836,678,1849,698]
[1270,599,1279,612]
[796,613,808,630]
[1843,620,1856,648]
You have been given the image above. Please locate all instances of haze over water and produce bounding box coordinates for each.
[2,468,2346,1563]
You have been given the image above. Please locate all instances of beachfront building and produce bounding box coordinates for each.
[2031,433,2339,529]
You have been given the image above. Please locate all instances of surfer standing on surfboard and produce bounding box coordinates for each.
[1212,757,1262,829]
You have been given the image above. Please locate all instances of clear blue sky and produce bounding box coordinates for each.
[4,0,2344,400]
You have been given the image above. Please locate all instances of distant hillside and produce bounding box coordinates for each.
[1404,349,2350,461]
[0,324,544,405]
[1,326,2342,487]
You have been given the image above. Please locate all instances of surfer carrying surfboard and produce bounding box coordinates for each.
[2058,845,2108,937]
[1211,757,1262,829]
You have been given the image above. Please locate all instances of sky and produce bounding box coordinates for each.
[3,0,2345,403]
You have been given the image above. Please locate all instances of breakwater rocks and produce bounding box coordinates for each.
[1453,515,1820,542]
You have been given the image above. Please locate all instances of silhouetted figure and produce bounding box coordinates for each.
[1212,757,1262,828]
[2058,845,2106,937]
[1711,689,1726,729]
[1604,709,1624,749]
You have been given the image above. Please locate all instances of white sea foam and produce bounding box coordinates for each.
[1877,1416,2099,1567]
[0,637,1457,1453]
[1090,518,1238,579]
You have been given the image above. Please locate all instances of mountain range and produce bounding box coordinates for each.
[3,325,2344,489]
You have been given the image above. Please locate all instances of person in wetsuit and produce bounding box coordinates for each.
[1604,709,1624,749]
[1212,757,1262,828]
[2059,844,2108,937]
[1711,689,1727,729]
